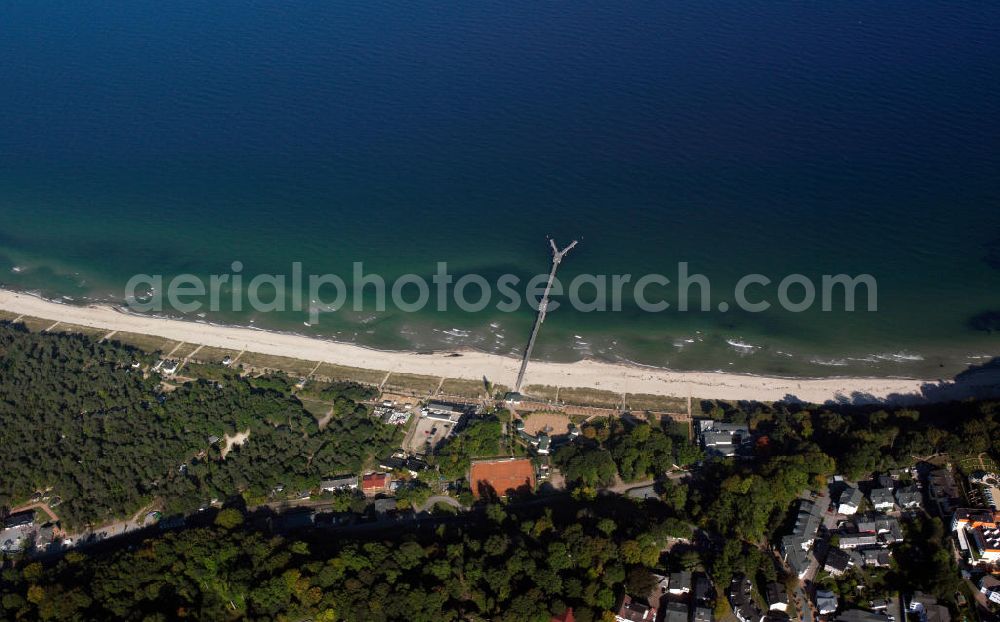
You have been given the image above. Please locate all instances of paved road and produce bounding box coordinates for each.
[794,585,815,622]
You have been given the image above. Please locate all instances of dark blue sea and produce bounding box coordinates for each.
[1,1,999,377]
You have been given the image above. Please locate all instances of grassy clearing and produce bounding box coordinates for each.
[109,332,175,354]
[382,372,441,395]
[625,393,690,413]
[314,363,386,386]
[17,316,56,333]
[238,352,320,378]
[553,386,623,408]
[0,310,22,321]
[181,362,236,382]
[52,323,109,339]
[523,385,559,402]
[439,378,489,398]
[298,398,333,419]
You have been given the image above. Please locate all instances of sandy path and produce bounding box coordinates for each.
[1,288,995,405]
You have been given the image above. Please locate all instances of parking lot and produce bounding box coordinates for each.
[405,416,456,455]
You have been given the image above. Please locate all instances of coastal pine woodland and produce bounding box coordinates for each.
[1,321,999,620]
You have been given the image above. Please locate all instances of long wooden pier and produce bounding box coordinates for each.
[513,238,578,394]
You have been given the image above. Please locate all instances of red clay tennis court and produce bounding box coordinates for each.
[470,458,536,498]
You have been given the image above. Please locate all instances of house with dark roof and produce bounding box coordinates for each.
[824,547,852,576]
[662,602,688,622]
[895,486,922,509]
[928,468,961,515]
[816,590,838,615]
[838,487,863,515]
[779,497,824,578]
[868,488,896,512]
[694,607,713,622]
[766,583,789,612]
[320,475,358,492]
[860,549,891,567]
[909,591,951,622]
[3,510,35,529]
[980,575,1000,605]
[694,576,712,605]
[698,420,751,458]
[729,575,764,622]
[668,571,692,595]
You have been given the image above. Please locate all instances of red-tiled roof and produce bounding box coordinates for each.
[362,472,389,491]
[551,608,576,622]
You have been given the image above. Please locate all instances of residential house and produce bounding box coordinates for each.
[729,575,764,622]
[779,497,824,578]
[36,524,55,548]
[361,472,391,495]
[0,526,29,553]
[766,583,789,612]
[838,487,863,515]
[698,420,750,458]
[3,510,35,529]
[694,576,712,605]
[663,602,688,622]
[816,590,838,615]
[784,547,812,579]
[895,485,922,510]
[855,514,904,545]
[928,469,961,515]
[869,488,896,512]
[909,591,951,622]
[320,475,358,492]
[860,549,891,568]
[694,607,713,622]
[980,575,1000,605]
[838,534,878,549]
[824,547,853,576]
[614,595,658,622]
[669,571,692,595]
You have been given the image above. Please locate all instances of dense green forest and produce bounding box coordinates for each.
[0,323,396,527]
[0,499,686,621]
[553,418,701,489]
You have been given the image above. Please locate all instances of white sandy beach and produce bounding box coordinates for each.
[1,288,995,405]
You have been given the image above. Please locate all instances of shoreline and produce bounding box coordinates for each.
[1,287,997,405]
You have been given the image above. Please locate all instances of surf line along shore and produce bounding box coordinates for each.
[0,287,975,404]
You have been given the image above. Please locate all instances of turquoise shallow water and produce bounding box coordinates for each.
[1,1,999,377]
